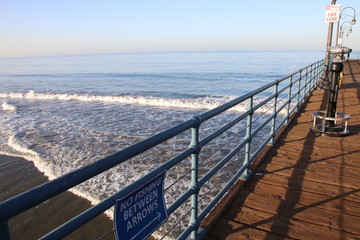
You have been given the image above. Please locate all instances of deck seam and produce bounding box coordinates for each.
[222,205,360,236]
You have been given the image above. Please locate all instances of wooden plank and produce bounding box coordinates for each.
[265,150,360,169]
[222,206,359,240]
[226,192,360,235]
[253,173,360,203]
[201,179,246,230]
[205,60,360,240]
[246,181,360,216]
[254,166,360,189]
[206,218,290,240]
[257,161,360,181]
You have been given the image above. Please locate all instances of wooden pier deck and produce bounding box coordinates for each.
[205,60,360,240]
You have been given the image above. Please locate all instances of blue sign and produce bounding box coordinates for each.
[114,171,168,240]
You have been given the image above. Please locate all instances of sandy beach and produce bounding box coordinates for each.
[0,154,115,240]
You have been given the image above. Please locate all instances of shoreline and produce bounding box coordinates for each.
[0,154,114,240]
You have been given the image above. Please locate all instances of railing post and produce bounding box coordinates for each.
[308,65,313,92]
[315,62,319,89]
[304,67,308,98]
[314,63,316,86]
[308,65,313,94]
[269,81,279,145]
[310,64,313,90]
[317,61,323,86]
[189,117,200,240]
[296,70,302,111]
[310,64,315,91]
[0,220,11,240]
[286,75,293,125]
[320,60,324,78]
[243,97,253,177]
[305,67,310,97]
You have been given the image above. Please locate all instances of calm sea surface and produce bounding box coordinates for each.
[0,50,323,237]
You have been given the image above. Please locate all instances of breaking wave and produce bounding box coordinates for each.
[0,90,278,114]
[2,101,17,111]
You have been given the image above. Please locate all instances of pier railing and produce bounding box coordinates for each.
[0,59,324,240]
[349,51,360,60]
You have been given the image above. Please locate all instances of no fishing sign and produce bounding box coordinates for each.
[114,171,168,240]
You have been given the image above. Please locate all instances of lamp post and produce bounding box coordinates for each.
[337,21,353,46]
[340,21,354,33]
[319,0,338,90]
[311,1,355,136]
[338,28,350,46]
[335,6,357,46]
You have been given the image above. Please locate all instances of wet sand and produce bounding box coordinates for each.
[0,155,115,240]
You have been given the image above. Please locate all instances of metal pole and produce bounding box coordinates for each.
[336,8,356,46]
[244,97,253,177]
[0,221,11,240]
[326,59,344,127]
[335,10,341,46]
[286,75,293,125]
[322,0,338,88]
[269,81,279,145]
[296,70,302,111]
[189,120,200,240]
[304,67,309,97]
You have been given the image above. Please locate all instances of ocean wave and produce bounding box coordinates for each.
[4,134,104,213]
[0,90,245,111]
[6,135,56,179]
[2,101,17,111]
[0,90,281,114]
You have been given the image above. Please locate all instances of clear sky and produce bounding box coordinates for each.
[1,0,359,58]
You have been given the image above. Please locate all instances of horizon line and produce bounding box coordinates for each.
[0,49,327,60]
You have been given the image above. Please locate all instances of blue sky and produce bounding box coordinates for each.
[1,0,359,58]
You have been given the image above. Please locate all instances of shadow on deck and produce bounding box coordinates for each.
[205,60,360,240]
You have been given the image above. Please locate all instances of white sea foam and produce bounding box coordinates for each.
[0,90,288,239]
[0,90,233,110]
[2,101,17,111]
[0,90,284,114]
[4,135,107,215]
[7,135,57,180]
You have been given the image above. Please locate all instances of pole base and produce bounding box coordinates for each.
[311,111,351,137]
[311,123,350,137]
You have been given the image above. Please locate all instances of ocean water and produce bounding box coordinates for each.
[0,50,323,237]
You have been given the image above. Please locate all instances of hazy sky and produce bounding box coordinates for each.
[1,0,359,58]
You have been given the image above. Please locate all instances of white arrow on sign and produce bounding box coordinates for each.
[130,212,162,240]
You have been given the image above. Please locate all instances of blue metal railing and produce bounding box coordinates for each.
[349,51,360,60]
[0,59,324,240]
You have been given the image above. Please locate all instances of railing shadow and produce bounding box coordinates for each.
[206,60,359,240]
[263,87,328,239]
[259,61,359,239]
[343,60,360,105]
[208,88,330,239]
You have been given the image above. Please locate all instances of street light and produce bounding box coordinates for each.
[338,28,350,46]
[336,6,357,46]
[340,21,353,32]
[337,21,353,46]
[312,1,355,136]
[318,0,338,90]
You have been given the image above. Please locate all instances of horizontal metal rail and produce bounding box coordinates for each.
[349,52,360,60]
[0,59,324,240]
